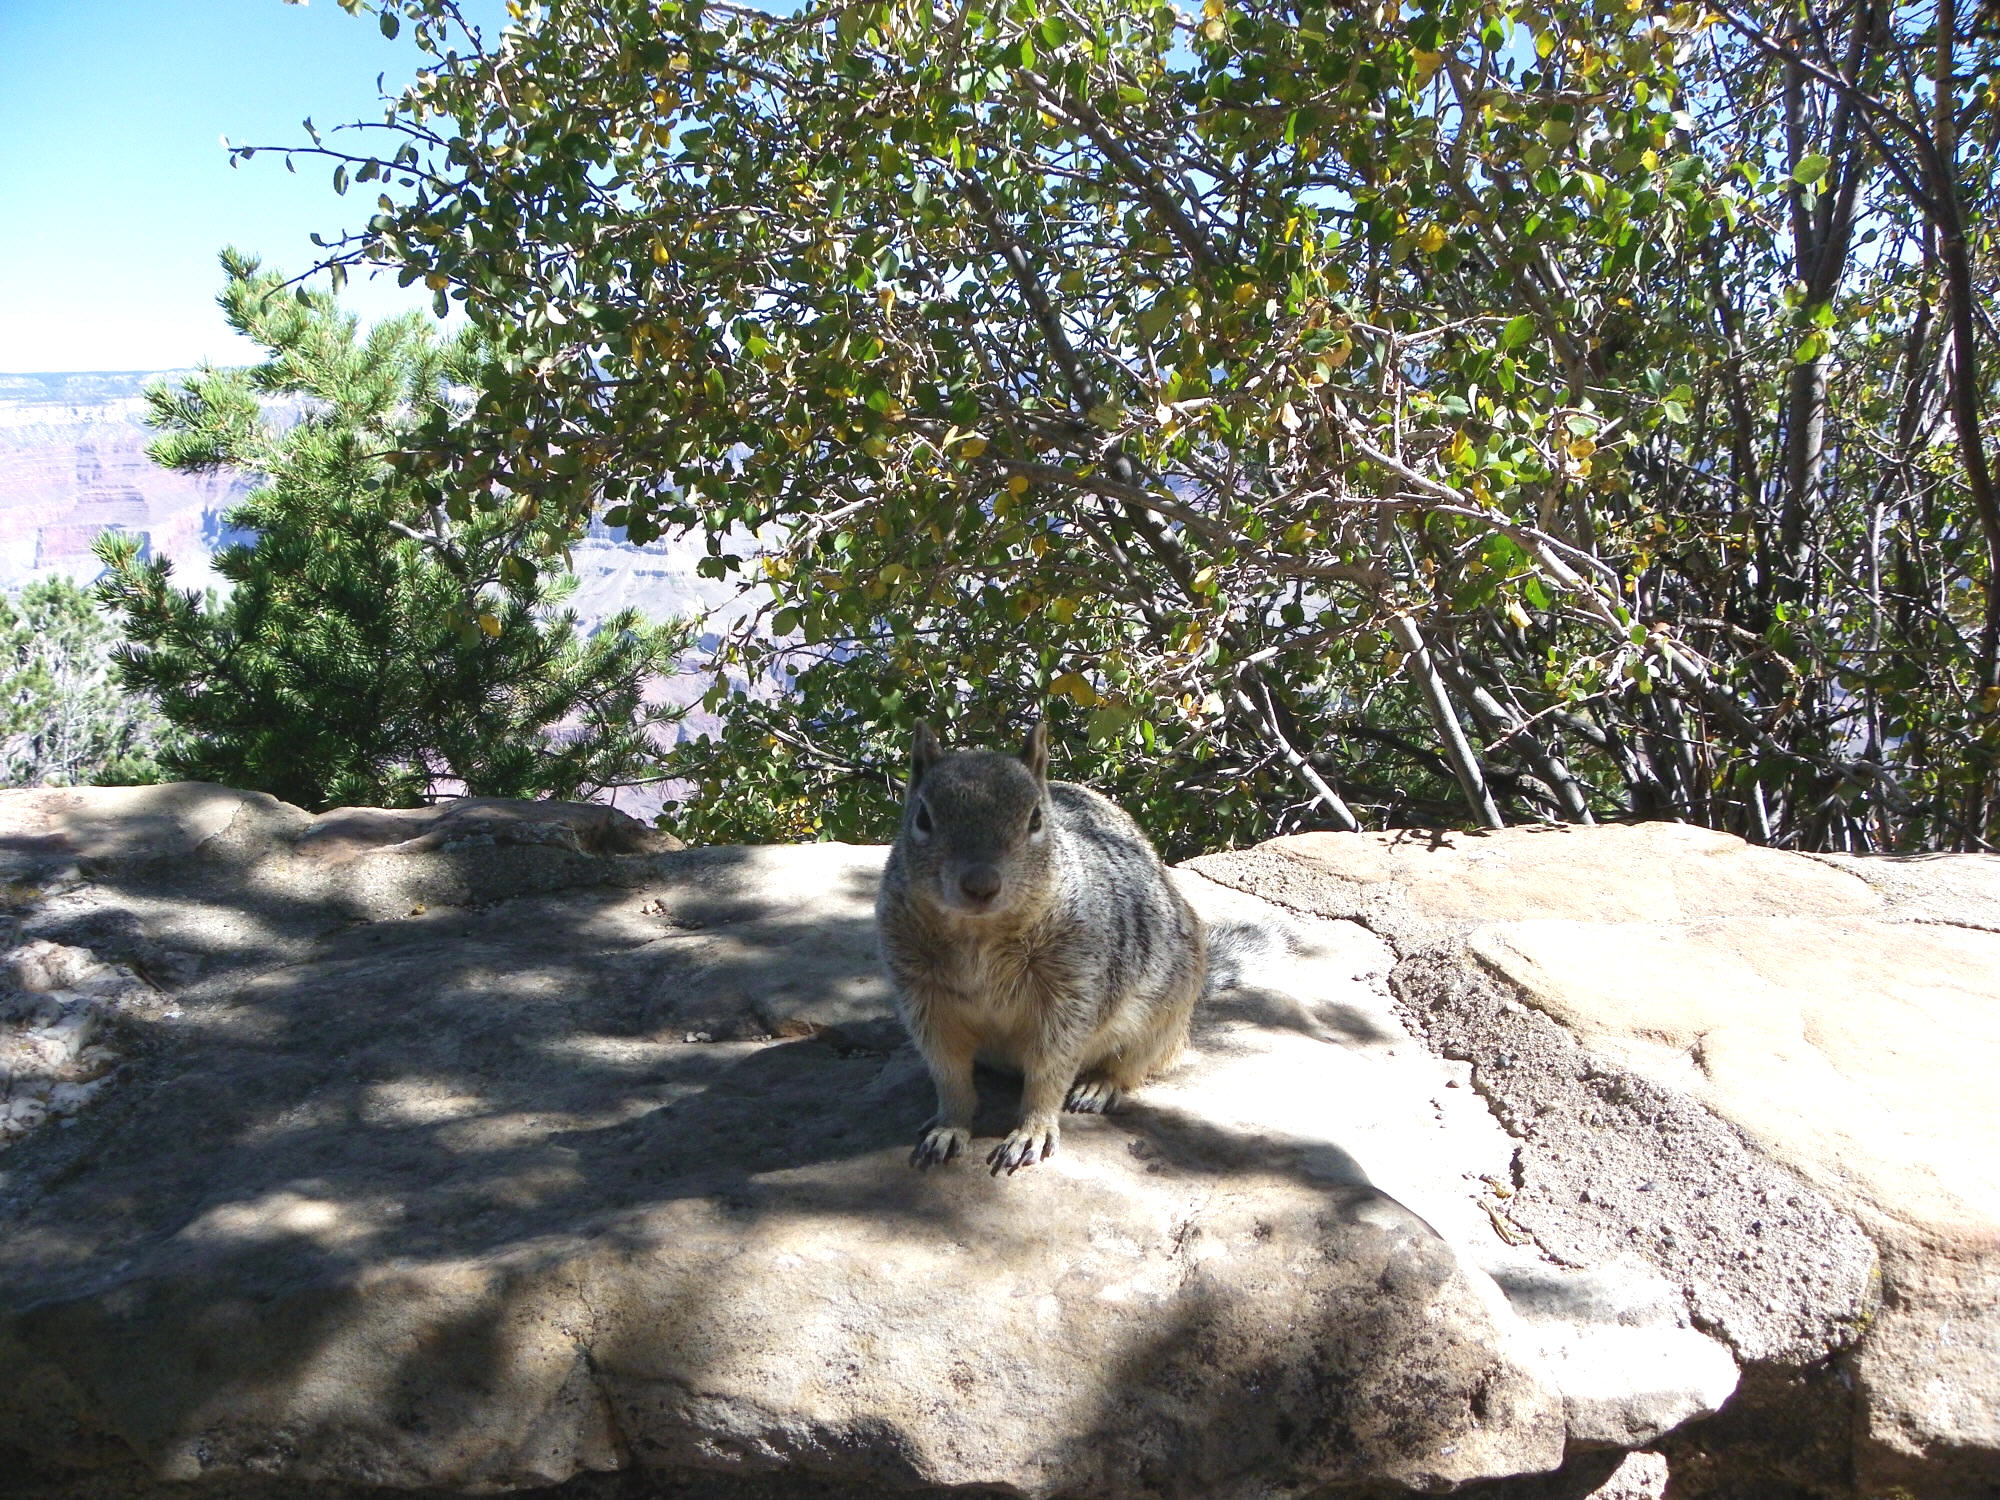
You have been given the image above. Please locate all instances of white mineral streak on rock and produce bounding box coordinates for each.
[1171,871,1738,1450]
[0,940,151,1145]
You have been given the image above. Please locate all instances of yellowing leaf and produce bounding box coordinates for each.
[1007,474,1030,495]
[1232,281,1259,305]
[1415,222,1448,254]
[1279,402,1302,432]
[1201,16,1225,40]
[1567,437,1596,460]
[1050,671,1099,707]
[1048,596,1078,623]
[1506,600,1532,629]
[476,612,502,637]
[651,238,670,265]
[957,435,988,459]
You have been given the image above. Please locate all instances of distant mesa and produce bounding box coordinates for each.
[0,370,245,594]
[34,524,148,572]
[0,372,744,633]
[0,370,183,406]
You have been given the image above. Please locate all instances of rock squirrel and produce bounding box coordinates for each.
[876,719,1206,1174]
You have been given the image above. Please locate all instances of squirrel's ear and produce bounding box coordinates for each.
[911,721,942,786]
[1021,718,1049,783]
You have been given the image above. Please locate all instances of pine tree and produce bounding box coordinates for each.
[0,577,161,788]
[95,250,690,813]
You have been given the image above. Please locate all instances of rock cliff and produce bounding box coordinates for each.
[0,786,1993,1499]
[0,373,744,639]
[0,373,253,594]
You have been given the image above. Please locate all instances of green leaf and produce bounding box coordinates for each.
[379,10,399,38]
[1792,153,1831,186]
[1134,299,1176,344]
[290,0,2000,859]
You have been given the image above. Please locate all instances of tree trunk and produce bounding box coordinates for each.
[1392,614,1503,829]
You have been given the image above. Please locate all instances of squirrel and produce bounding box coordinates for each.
[876,718,1207,1175]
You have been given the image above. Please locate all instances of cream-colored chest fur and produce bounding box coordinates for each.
[918,919,1069,1063]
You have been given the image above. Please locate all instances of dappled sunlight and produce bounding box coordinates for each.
[360,1078,489,1128]
[0,786,1768,1493]
[433,1094,700,1154]
[538,1032,695,1068]
[178,1190,390,1253]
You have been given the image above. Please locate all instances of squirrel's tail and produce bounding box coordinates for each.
[1201,915,1305,1000]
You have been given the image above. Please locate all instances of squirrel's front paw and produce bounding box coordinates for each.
[910,1123,972,1168]
[1064,1077,1120,1114]
[987,1120,1058,1175]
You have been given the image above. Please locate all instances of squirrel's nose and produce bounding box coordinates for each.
[959,865,1002,903]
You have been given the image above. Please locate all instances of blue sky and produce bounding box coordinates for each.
[0,0,503,374]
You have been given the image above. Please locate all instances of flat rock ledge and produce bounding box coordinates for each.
[1192,824,2000,1500]
[0,789,1991,1500]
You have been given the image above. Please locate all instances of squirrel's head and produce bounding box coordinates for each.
[898,719,1054,919]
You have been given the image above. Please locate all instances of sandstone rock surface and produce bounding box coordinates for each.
[1194,823,2000,1498]
[0,787,1752,1499]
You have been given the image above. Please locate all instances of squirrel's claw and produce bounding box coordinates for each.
[1064,1078,1121,1114]
[987,1122,1058,1175]
[910,1124,971,1168]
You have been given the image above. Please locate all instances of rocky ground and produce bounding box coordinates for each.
[0,787,1993,1499]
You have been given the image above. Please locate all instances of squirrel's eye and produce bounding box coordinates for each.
[914,801,934,836]
[1028,806,1044,835]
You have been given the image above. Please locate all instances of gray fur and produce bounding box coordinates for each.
[876,719,1207,1174]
